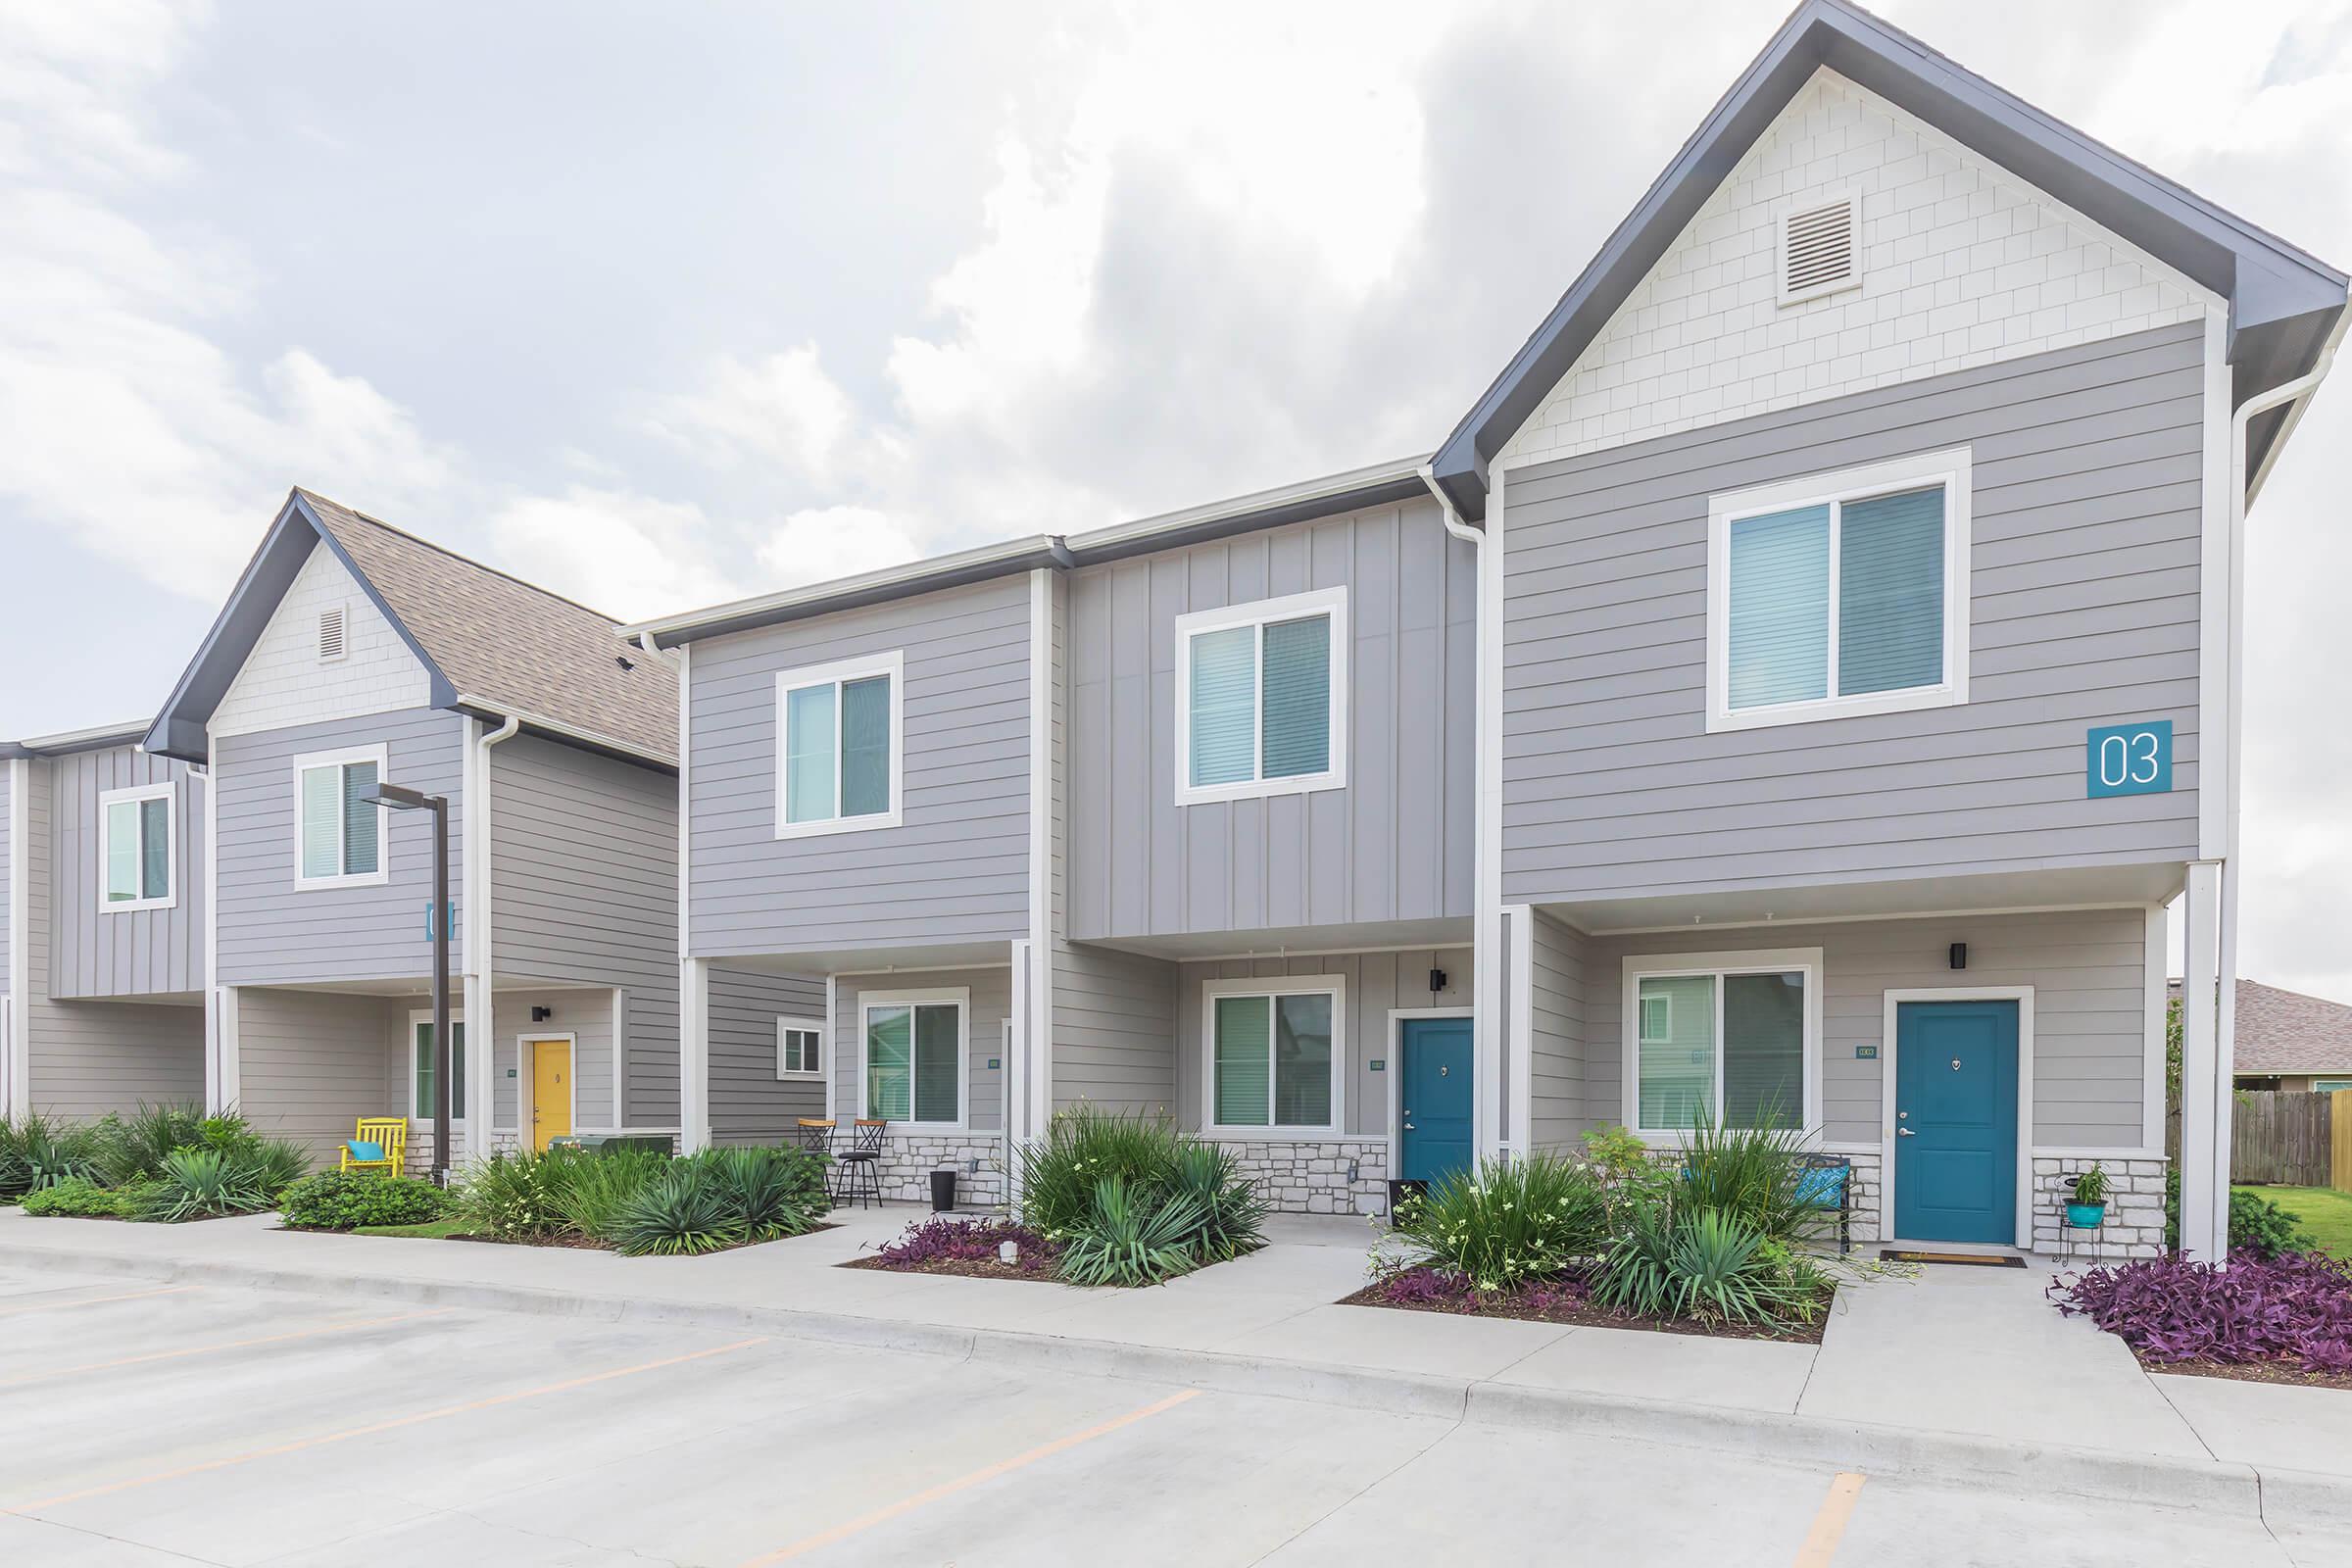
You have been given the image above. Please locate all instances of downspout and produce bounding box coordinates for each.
[4,756,27,1119]
[1418,464,1508,1159]
[468,714,522,1156]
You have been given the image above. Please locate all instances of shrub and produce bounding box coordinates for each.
[280,1170,452,1231]
[1390,1152,1608,1291]
[134,1146,270,1222]
[1014,1108,1188,1239]
[878,1215,1058,1273]
[605,1164,746,1256]
[552,1149,670,1238]
[2230,1189,2314,1259]
[0,1113,104,1200]
[90,1102,211,1186]
[1058,1177,1205,1287]
[1166,1143,1267,1264]
[454,1150,577,1240]
[2051,1249,2352,1372]
[21,1177,130,1217]
[1592,1200,1827,1329]
[1674,1112,1815,1243]
[689,1147,827,1243]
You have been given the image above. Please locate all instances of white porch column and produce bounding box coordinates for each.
[4,756,26,1117]
[207,986,241,1115]
[680,956,710,1152]
[2178,861,2225,1261]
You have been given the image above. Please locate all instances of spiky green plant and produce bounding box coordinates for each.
[135,1147,269,1222]
[454,1150,579,1240]
[90,1102,211,1186]
[1592,1202,1826,1329]
[605,1165,747,1257]
[552,1149,669,1238]
[1166,1142,1267,1263]
[0,1113,104,1200]
[1673,1107,1814,1243]
[1013,1108,1187,1239]
[1390,1152,1609,1291]
[1057,1177,1206,1287]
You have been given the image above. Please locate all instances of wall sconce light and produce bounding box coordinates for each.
[1429,968,1448,994]
[530,1005,553,1022]
[1948,943,1967,971]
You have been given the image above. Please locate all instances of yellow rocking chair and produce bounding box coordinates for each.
[339,1117,408,1176]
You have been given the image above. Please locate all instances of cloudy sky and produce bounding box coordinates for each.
[3,0,2348,1000]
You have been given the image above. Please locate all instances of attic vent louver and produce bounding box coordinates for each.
[1778,194,1859,306]
[318,606,347,662]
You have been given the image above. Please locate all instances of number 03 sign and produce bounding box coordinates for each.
[2085,720,2173,798]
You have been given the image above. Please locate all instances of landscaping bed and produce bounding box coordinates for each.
[2051,1239,2352,1393]
[842,1216,1068,1283]
[3,1105,307,1224]
[1340,1265,1834,1344]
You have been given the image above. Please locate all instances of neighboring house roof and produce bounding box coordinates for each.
[1427,0,2349,518]
[2172,977,2352,1076]
[0,721,154,760]
[145,489,676,767]
[626,455,1431,649]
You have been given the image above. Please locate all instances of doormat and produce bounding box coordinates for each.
[1879,1250,2027,1268]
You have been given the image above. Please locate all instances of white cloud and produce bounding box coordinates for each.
[486,486,739,622]
[646,344,862,479]
[754,506,925,587]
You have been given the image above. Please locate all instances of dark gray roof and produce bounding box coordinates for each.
[1430,0,2348,517]
[146,490,675,766]
[2174,978,2352,1076]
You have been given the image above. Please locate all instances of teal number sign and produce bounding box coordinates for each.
[2086,720,2171,798]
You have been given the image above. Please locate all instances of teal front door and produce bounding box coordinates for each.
[1398,1017,1473,1185]
[1892,1001,2019,1245]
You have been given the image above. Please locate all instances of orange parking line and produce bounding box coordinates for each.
[0,1285,197,1318]
[1792,1472,1867,1567]
[9,1335,769,1515]
[0,1308,454,1389]
[740,1388,1203,1565]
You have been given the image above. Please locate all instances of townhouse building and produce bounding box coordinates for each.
[642,0,2343,1261]
[139,488,808,1168]
[0,723,209,1121]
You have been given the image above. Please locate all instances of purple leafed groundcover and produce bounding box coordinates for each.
[1366,1265,1588,1316]
[875,1216,1061,1275]
[2049,1249,2352,1373]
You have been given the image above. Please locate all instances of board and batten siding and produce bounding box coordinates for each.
[710,967,827,1145]
[1173,949,1470,1138]
[688,577,1031,958]
[1573,907,2155,1149]
[1527,908,1589,1156]
[214,709,465,986]
[831,966,1009,1132]
[47,746,206,1000]
[1499,322,2206,906]
[1067,499,1476,942]
[489,733,680,1128]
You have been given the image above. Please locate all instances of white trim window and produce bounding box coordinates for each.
[1202,974,1345,1138]
[98,781,175,912]
[1174,587,1348,806]
[777,1016,824,1081]
[774,652,904,838]
[408,1010,467,1121]
[1622,949,1823,1139]
[1706,448,1970,732]
[860,988,966,1128]
[292,744,390,890]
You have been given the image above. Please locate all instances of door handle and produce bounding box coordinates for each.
[1403,1123,1416,1132]
[1897,1127,1916,1137]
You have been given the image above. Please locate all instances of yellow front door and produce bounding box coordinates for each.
[530,1039,572,1152]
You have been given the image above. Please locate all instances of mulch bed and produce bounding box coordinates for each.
[2137,1355,2352,1393]
[840,1253,1069,1285]
[281,1223,839,1252]
[1338,1278,1835,1345]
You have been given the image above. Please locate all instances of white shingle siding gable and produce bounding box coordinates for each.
[211,541,432,739]
[1497,68,2217,469]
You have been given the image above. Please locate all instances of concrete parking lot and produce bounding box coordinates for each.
[0,1259,2330,1567]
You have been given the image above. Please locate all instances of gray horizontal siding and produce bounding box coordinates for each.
[489,987,616,1136]
[710,967,828,1145]
[832,966,1008,1131]
[47,746,206,1000]
[234,986,398,1166]
[1571,906,2154,1149]
[1528,908,1586,1155]
[215,710,466,986]
[1173,948,1470,1138]
[688,577,1031,957]
[1500,323,2207,905]
[1051,942,1178,1115]
[1067,499,1476,942]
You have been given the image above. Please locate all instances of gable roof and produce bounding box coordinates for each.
[145,489,676,767]
[2173,977,2352,1076]
[1430,0,2348,518]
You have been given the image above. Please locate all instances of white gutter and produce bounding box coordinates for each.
[461,713,521,1161]
[447,695,671,770]
[620,534,1060,645]
[4,756,27,1118]
[1065,455,1429,554]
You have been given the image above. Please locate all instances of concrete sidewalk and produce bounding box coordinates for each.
[3,1203,2347,1531]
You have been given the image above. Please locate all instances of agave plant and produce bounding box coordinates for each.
[0,1113,104,1200]
[1167,1143,1268,1263]
[1057,1177,1206,1288]
[694,1147,820,1243]
[136,1147,269,1223]
[90,1102,211,1187]
[605,1166,748,1256]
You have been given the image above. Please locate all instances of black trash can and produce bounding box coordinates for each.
[929,1168,959,1212]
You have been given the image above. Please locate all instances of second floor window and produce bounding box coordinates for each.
[775,652,902,837]
[99,782,174,911]
[293,746,386,889]
[1176,586,1348,805]
[1707,449,1970,732]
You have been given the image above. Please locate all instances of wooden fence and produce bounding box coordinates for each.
[2231,1090,2343,1188]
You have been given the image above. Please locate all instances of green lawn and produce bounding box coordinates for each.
[352,1218,475,1240]
[2235,1184,2352,1258]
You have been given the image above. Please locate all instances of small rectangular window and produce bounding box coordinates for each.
[293,747,388,888]
[775,654,902,837]
[413,1018,466,1119]
[99,782,175,911]
[1176,588,1348,805]
[1708,450,1969,732]
[862,995,963,1126]
[777,1019,824,1080]
[1206,981,1341,1134]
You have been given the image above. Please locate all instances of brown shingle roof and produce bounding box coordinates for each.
[2170,977,2352,1075]
[299,490,677,763]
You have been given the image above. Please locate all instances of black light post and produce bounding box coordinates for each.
[364,781,453,1185]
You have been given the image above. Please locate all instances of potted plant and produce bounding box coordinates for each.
[2065,1162,2109,1230]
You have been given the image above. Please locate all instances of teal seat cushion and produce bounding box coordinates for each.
[346,1140,385,1162]
[1796,1167,1847,1207]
